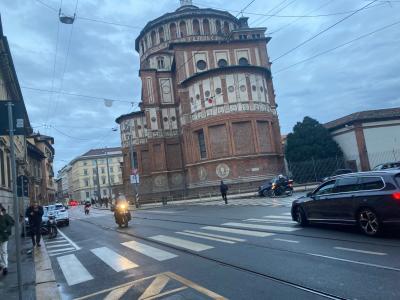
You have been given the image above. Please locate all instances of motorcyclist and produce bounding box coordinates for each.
[114,195,131,227]
[84,201,91,215]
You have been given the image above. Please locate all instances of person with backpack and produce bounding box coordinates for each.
[0,205,15,276]
[220,181,229,204]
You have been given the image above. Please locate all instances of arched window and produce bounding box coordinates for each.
[170,23,177,39]
[223,21,230,34]
[193,19,200,35]
[239,57,249,66]
[215,20,222,34]
[179,21,187,37]
[218,59,228,68]
[203,19,210,35]
[151,30,156,46]
[159,27,165,43]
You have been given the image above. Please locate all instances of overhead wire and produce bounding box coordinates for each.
[271,0,380,63]
[251,0,299,28]
[274,19,400,74]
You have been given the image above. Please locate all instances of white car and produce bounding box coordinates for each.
[46,204,70,226]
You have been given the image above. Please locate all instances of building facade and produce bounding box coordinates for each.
[59,148,124,202]
[325,108,400,171]
[116,1,284,201]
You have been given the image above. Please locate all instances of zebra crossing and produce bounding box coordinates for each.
[186,196,298,207]
[46,228,81,257]
[53,212,301,286]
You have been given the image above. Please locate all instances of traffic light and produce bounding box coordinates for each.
[17,175,29,198]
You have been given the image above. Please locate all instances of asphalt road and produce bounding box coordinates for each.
[45,198,400,300]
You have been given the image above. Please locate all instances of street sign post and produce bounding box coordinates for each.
[0,100,30,136]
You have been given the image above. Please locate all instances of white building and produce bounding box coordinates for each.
[325,108,400,171]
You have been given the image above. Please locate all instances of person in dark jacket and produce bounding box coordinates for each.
[220,181,229,204]
[25,202,44,247]
[0,205,15,276]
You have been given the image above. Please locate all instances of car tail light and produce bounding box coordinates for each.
[393,192,400,200]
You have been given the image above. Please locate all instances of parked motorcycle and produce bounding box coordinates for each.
[43,215,58,239]
[258,176,294,198]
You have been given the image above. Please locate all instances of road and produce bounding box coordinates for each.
[44,197,400,300]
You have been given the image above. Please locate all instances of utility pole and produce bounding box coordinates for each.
[7,102,23,300]
[95,159,101,202]
[129,135,139,208]
[105,147,113,200]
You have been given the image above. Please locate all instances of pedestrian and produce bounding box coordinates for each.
[105,197,109,209]
[25,201,44,248]
[0,205,15,276]
[220,181,229,204]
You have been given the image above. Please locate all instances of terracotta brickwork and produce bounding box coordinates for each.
[116,3,284,201]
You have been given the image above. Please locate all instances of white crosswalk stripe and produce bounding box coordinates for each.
[202,226,274,237]
[91,247,139,272]
[121,241,178,261]
[176,231,236,244]
[57,254,94,286]
[264,215,293,220]
[244,218,297,225]
[183,230,246,242]
[149,235,214,252]
[222,222,301,232]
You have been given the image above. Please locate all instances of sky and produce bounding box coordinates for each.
[0,0,399,173]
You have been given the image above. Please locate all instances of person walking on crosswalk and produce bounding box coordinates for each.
[0,205,15,276]
[220,181,229,204]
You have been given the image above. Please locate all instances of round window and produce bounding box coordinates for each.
[196,60,207,70]
[163,117,168,122]
[151,117,157,122]
[137,125,142,129]
[228,86,235,93]
[240,85,246,92]
[215,88,222,94]
[238,57,249,66]
[171,116,176,122]
[205,90,211,98]
[217,59,228,68]
[252,85,257,92]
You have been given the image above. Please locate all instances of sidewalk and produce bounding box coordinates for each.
[0,236,36,300]
[92,183,318,211]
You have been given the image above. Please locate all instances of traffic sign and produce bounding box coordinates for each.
[130,174,139,184]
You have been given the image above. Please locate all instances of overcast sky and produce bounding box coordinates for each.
[1,0,399,173]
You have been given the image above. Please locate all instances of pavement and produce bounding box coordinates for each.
[38,198,400,300]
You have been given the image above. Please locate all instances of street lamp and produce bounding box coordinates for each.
[59,9,76,24]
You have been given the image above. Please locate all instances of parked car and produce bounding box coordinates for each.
[291,170,400,236]
[46,204,70,226]
[321,168,353,182]
[373,162,400,171]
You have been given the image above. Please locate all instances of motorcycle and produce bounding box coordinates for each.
[259,177,294,198]
[113,203,131,228]
[43,215,58,239]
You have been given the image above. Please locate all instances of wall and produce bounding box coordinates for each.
[331,129,360,170]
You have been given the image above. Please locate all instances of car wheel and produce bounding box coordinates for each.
[267,190,275,198]
[358,208,381,236]
[295,206,308,226]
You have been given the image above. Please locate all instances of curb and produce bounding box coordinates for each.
[34,242,61,300]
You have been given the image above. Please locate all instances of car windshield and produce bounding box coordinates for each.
[55,204,65,210]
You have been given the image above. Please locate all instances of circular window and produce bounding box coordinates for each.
[163,117,168,122]
[151,117,157,122]
[196,94,200,100]
[252,85,257,92]
[240,85,246,92]
[238,57,249,66]
[137,125,142,129]
[228,86,235,93]
[171,116,176,122]
[260,86,264,92]
[205,90,211,98]
[215,88,222,95]
[217,59,228,68]
[196,60,207,70]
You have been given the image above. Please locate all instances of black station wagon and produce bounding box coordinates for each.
[291,170,400,236]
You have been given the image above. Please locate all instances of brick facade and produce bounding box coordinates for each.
[116,2,284,202]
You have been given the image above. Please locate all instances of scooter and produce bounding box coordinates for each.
[114,203,131,228]
[268,179,294,197]
[43,215,58,239]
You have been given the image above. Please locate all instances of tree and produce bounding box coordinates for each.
[285,116,343,162]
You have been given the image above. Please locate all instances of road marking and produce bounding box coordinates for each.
[121,241,177,261]
[245,218,296,225]
[57,254,94,286]
[307,253,400,272]
[282,212,292,216]
[334,247,387,256]
[49,250,76,257]
[47,247,76,254]
[149,235,213,252]
[47,243,73,249]
[264,215,293,220]
[46,239,69,244]
[222,222,301,232]
[58,228,81,250]
[274,238,299,243]
[144,210,176,214]
[91,247,138,272]
[176,232,235,244]
[183,230,246,242]
[202,226,274,237]
[138,274,170,299]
